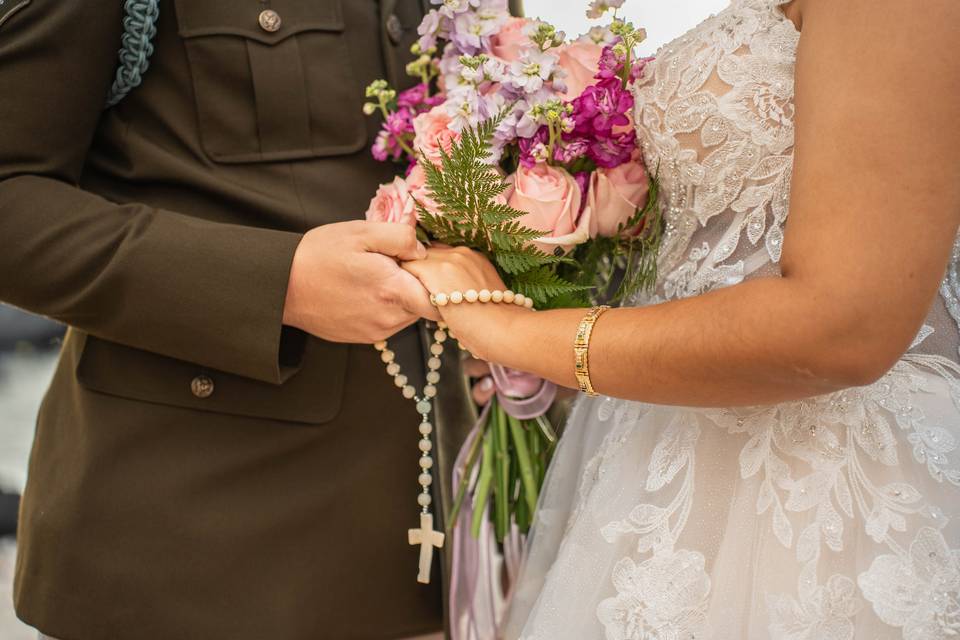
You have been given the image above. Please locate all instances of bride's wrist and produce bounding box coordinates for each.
[438,299,527,363]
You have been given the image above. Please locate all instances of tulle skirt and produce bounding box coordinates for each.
[502,354,960,640]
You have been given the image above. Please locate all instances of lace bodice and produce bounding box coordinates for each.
[633,0,960,363]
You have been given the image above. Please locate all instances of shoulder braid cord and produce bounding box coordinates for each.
[105,0,160,108]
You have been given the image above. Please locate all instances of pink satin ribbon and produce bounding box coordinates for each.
[448,367,556,640]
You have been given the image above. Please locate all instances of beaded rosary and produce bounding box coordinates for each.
[374,288,535,584]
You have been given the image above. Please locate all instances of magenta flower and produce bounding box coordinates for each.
[571,77,634,134]
[553,137,590,164]
[588,130,635,168]
[385,109,415,137]
[398,84,430,109]
[518,127,549,168]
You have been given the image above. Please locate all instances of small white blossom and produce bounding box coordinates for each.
[586,0,626,20]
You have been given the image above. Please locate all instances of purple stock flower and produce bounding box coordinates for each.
[596,43,624,80]
[397,84,445,111]
[588,130,636,168]
[571,77,634,134]
[385,109,415,137]
[553,137,590,164]
[596,43,655,84]
[397,84,429,109]
[518,127,549,168]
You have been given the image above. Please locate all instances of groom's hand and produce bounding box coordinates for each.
[282,221,439,343]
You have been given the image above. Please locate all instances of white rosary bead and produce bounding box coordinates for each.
[402,385,417,399]
[419,456,434,470]
[419,422,433,436]
[380,350,395,364]
[426,371,440,384]
[394,374,408,388]
[374,341,387,352]
[386,363,401,376]
[418,493,432,508]
[419,439,433,453]
[418,473,433,487]
[428,357,442,371]
[430,343,444,356]
[430,288,537,310]
[434,330,447,343]
[424,384,437,398]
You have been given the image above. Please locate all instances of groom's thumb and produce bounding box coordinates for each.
[363,222,427,261]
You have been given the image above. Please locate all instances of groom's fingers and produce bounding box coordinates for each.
[394,269,441,321]
[362,223,427,261]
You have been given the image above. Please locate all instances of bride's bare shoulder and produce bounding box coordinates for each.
[797,0,960,38]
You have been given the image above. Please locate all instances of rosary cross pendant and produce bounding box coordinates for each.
[408,512,445,584]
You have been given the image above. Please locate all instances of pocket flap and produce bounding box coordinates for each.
[175,0,344,45]
[77,334,348,425]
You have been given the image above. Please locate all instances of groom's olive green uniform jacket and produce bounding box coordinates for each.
[0,1,523,638]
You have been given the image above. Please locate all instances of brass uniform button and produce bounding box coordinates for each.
[385,14,404,45]
[191,375,215,399]
[258,9,282,33]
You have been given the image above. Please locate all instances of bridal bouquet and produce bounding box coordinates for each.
[364,0,659,544]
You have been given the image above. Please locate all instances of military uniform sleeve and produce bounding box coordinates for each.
[0,0,305,385]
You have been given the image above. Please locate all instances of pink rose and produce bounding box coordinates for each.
[490,17,533,63]
[365,177,417,226]
[586,159,650,238]
[405,163,441,218]
[507,163,588,255]
[413,106,461,166]
[557,42,603,100]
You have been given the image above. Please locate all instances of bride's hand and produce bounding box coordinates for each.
[402,247,530,360]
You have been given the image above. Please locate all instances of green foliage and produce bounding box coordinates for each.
[416,112,588,307]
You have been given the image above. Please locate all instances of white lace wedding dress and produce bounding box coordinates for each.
[501,1,960,638]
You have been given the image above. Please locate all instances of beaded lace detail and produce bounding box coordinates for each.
[633,0,800,303]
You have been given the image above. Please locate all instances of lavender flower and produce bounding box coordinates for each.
[450,11,501,53]
[417,10,446,51]
[504,49,561,95]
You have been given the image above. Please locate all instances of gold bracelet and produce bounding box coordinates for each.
[573,305,611,396]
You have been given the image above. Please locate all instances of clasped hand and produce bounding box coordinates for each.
[282,220,515,358]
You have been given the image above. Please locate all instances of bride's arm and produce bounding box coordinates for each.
[405,0,960,407]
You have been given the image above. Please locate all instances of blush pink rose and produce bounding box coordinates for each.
[413,106,461,166]
[365,177,417,226]
[557,42,603,100]
[490,17,533,63]
[507,163,588,255]
[586,159,650,238]
[405,163,441,218]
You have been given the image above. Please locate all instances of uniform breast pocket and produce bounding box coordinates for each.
[174,0,366,164]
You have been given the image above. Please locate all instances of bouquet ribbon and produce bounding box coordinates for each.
[449,365,556,640]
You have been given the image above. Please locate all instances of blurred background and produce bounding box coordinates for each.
[0,0,728,636]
